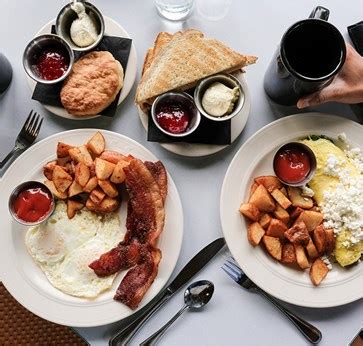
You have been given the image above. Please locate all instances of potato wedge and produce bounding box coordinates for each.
[287,186,314,209]
[57,142,74,158]
[324,228,335,254]
[282,243,297,264]
[279,187,288,197]
[247,222,265,246]
[97,197,120,213]
[83,176,98,193]
[249,184,275,212]
[305,238,319,260]
[44,179,67,199]
[284,221,310,246]
[239,203,261,222]
[266,218,287,239]
[259,213,272,229]
[271,189,292,209]
[57,156,72,167]
[295,210,324,232]
[249,182,259,198]
[294,244,310,269]
[290,207,304,220]
[67,199,84,219]
[52,165,73,193]
[75,162,90,187]
[87,131,105,156]
[98,180,119,198]
[309,258,329,286]
[254,176,282,193]
[85,197,96,211]
[262,235,282,261]
[273,204,290,224]
[313,225,326,254]
[95,158,115,180]
[110,160,129,184]
[43,160,57,180]
[68,145,93,167]
[90,187,106,205]
[99,150,128,164]
[68,180,83,197]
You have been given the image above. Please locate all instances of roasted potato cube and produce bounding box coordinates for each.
[239,203,261,222]
[99,150,128,164]
[75,162,90,187]
[262,235,282,261]
[266,218,287,239]
[89,163,96,177]
[98,180,119,198]
[95,158,115,180]
[43,160,57,180]
[259,213,272,229]
[271,189,292,209]
[83,176,98,193]
[309,258,329,286]
[52,165,73,192]
[57,156,72,167]
[63,161,75,176]
[97,197,120,213]
[324,228,335,254]
[249,182,259,198]
[110,160,129,184]
[313,225,326,254]
[249,184,275,212]
[57,142,74,158]
[284,221,310,246]
[87,131,105,156]
[290,207,304,220]
[247,222,265,246]
[86,197,96,211]
[254,176,282,193]
[294,244,310,269]
[282,243,297,264]
[305,238,319,260]
[68,145,93,167]
[68,180,83,197]
[44,179,67,199]
[273,204,290,224]
[295,210,324,232]
[90,188,106,205]
[67,199,84,219]
[287,186,314,209]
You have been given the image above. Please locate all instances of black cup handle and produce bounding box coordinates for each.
[309,6,330,20]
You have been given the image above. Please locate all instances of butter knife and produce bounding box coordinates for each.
[109,237,226,346]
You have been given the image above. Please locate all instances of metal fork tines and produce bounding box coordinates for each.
[222,257,322,344]
[0,110,43,169]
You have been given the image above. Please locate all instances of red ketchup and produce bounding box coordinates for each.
[274,147,311,184]
[34,48,69,80]
[13,185,53,223]
[156,102,190,134]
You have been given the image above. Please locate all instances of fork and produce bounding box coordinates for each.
[0,110,43,169]
[222,259,322,344]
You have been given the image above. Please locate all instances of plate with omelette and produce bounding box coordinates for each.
[221,113,362,308]
[0,129,183,327]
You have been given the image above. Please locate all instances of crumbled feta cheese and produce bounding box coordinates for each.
[321,255,333,270]
[337,132,347,143]
[301,185,314,197]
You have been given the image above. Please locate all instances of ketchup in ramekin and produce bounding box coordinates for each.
[273,143,316,186]
[9,181,54,225]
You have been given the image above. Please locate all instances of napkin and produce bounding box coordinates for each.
[32,26,132,117]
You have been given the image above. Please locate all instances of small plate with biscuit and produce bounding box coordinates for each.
[26,16,137,120]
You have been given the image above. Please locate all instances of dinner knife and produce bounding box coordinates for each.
[109,237,226,346]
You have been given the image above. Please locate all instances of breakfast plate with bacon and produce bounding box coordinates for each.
[0,130,183,327]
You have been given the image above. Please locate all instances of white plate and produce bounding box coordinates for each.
[220,113,362,308]
[0,130,183,326]
[138,72,251,157]
[27,17,137,120]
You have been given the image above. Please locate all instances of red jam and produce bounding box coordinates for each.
[274,147,311,184]
[13,186,52,223]
[156,102,191,134]
[34,48,69,80]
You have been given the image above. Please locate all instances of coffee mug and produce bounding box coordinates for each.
[264,6,346,106]
[0,53,12,95]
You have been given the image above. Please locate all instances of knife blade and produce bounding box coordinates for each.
[109,237,226,346]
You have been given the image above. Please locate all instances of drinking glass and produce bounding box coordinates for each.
[155,0,194,21]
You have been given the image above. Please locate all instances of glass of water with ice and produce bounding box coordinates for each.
[155,0,194,21]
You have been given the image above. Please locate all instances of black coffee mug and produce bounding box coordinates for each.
[0,53,12,95]
[264,6,346,106]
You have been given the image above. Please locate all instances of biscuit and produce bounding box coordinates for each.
[61,51,124,116]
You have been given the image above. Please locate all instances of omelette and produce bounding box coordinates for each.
[301,137,363,267]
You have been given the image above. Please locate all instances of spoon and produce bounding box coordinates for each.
[140,280,214,346]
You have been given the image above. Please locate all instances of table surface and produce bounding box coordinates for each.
[0,0,362,345]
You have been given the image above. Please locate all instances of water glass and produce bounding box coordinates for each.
[155,0,194,21]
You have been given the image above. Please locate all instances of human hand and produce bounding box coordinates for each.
[297,43,363,108]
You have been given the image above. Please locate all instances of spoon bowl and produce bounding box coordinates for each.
[185,280,214,309]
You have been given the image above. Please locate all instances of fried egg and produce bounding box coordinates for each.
[25,202,124,298]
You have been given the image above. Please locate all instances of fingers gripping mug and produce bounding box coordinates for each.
[264,6,346,106]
